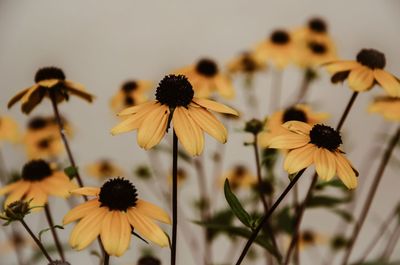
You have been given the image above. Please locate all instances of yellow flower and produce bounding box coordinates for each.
[8,67,94,114]
[176,58,235,99]
[368,96,400,121]
[167,168,187,187]
[86,159,125,180]
[63,178,171,257]
[0,115,20,144]
[258,105,329,147]
[110,80,152,114]
[0,160,77,208]
[227,51,267,75]
[324,49,400,96]
[111,75,238,156]
[220,165,256,190]
[268,121,358,189]
[283,229,328,250]
[254,29,296,69]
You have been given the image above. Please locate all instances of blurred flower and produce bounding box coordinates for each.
[110,80,152,114]
[324,49,400,96]
[368,96,400,121]
[8,67,94,114]
[259,105,329,147]
[268,121,358,189]
[111,75,238,156]
[254,29,296,69]
[137,255,161,265]
[176,58,235,99]
[220,165,256,190]
[0,230,33,255]
[167,168,187,187]
[63,178,171,256]
[227,51,266,76]
[1,200,32,222]
[86,159,125,180]
[0,115,20,144]
[0,159,77,208]
[283,229,328,250]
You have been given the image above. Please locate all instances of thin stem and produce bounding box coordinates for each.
[295,68,314,104]
[380,221,400,261]
[341,125,400,265]
[44,204,65,261]
[104,252,110,265]
[234,169,307,265]
[244,75,260,119]
[293,185,300,265]
[20,219,53,263]
[171,131,178,265]
[269,69,282,113]
[336,92,358,131]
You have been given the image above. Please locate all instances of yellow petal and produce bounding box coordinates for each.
[324,61,359,74]
[63,199,100,225]
[20,85,45,114]
[71,187,100,196]
[314,148,336,181]
[41,172,77,197]
[127,209,169,247]
[3,182,31,207]
[137,105,169,150]
[373,70,400,97]
[111,111,148,135]
[100,211,131,256]
[0,181,21,195]
[25,183,47,208]
[214,75,235,99]
[282,121,312,135]
[192,98,239,116]
[117,101,157,116]
[335,153,358,189]
[348,66,374,92]
[268,133,310,149]
[37,79,59,87]
[65,80,94,102]
[173,107,204,156]
[8,87,32,109]
[284,144,315,174]
[135,199,171,224]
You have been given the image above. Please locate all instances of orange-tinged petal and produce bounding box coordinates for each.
[71,187,100,196]
[284,144,315,174]
[373,70,400,97]
[25,183,47,208]
[65,80,94,102]
[41,172,77,197]
[63,199,100,225]
[111,112,148,135]
[100,211,131,256]
[214,75,235,99]
[8,87,32,109]
[0,181,22,195]
[324,61,359,74]
[20,85,45,114]
[117,101,157,116]
[335,153,358,189]
[3,181,31,207]
[135,199,171,224]
[37,79,59,87]
[314,148,336,181]
[348,66,374,92]
[137,105,169,150]
[192,98,238,116]
[268,133,310,149]
[282,121,312,135]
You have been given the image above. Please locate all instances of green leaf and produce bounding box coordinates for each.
[64,166,78,179]
[38,225,64,242]
[306,195,350,208]
[331,208,353,222]
[224,179,254,229]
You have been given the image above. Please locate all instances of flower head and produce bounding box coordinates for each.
[8,67,94,114]
[110,80,152,114]
[86,159,125,180]
[227,51,266,75]
[0,160,77,208]
[63,178,171,257]
[137,256,161,265]
[267,121,358,189]
[0,115,20,144]
[324,49,400,96]
[111,75,238,156]
[368,96,400,121]
[220,165,256,190]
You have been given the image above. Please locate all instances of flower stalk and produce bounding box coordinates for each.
[44,204,65,262]
[171,131,178,265]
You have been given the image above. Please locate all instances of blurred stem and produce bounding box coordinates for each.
[341,125,400,265]
[244,75,260,119]
[293,185,300,265]
[295,68,315,104]
[44,204,65,262]
[104,252,109,265]
[171,131,178,265]
[336,92,358,131]
[20,219,53,263]
[380,221,400,261]
[269,68,282,114]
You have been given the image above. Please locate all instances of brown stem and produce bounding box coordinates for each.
[20,219,53,263]
[104,252,110,265]
[44,204,65,261]
[293,185,300,265]
[380,221,400,261]
[340,125,400,265]
[336,92,358,131]
[171,131,178,265]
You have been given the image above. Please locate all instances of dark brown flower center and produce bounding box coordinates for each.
[233,165,246,178]
[37,138,51,149]
[309,124,342,151]
[35,67,65,83]
[356,49,386,69]
[99,178,138,211]
[240,52,258,72]
[308,18,327,33]
[121,81,138,93]
[22,160,52,181]
[308,42,327,55]
[138,256,161,265]
[28,117,48,130]
[270,30,290,45]
[282,107,308,123]
[302,230,315,243]
[124,96,135,106]
[155,75,194,108]
[195,58,219,77]
[99,161,113,175]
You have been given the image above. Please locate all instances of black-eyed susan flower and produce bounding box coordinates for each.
[137,255,161,265]
[110,80,152,114]
[220,165,256,190]
[267,121,358,189]
[111,75,238,156]
[0,160,77,208]
[283,229,327,250]
[368,96,400,121]
[8,67,94,114]
[227,51,267,76]
[258,105,329,147]
[86,159,125,180]
[63,178,171,257]
[254,29,296,69]
[0,115,20,144]
[167,168,187,187]
[176,58,235,99]
[324,49,400,96]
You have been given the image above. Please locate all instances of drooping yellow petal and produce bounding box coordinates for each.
[373,70,400,97]
[214,75,235,99]
[268,133,310,149]
[135,199,171,224]
[324,61,359,74]
[41,172,77,197]
[65,80,94,102]
[3,181,31,207]
[20,85,45,114]
[284,144,315,174]
[8,86,32,109]
[282,121,313,135]
[0,181,21,195]
[117,101,157,116]
[335,153,358,189]
[127,209,169,247]
[71,187,100,196]
[192,98,239,116]
[348,66,374,92]
[100,211,131,256]
[173,107,204,156]
[314,148,336,181]
[137,105,169,150]
[25,183,47,208]
[111,111,149,135]
[63,199,100,225]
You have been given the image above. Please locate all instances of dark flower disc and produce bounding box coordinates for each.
[356,49,386,69]
[35,67,66,83]
[22,160,52,181]
[309,124,342,151]
[155,75,194,108]
[99,178,138,211]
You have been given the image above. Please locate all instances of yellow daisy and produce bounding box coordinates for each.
[220,165,256,190]
[267,121,358,189]
[324,49,400,96]
[227,51,267,76]
[176,58,235,99]
[258,104,329,147]
[0,160,77,208]
[254,29,296,69]
[86,159,125,180]
[110,80,152,114]
[111,75,238,156]
[368,96,400,121]
[0,115,20,144]
[63,178,171,257]
[8,67,94,114]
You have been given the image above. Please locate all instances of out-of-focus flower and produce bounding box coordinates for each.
[324,49,400,96]
[86,159,125,180]
[0,115,20,144]
[227,51,266,76]
[8,67,94,114]
[110,80,152,114]
[137,255,161,265]
[220,165,256,190]
[368,96,400,121]
[0,160,77,208]
[283,229,328,250]
[259,105,329,147]
[176,58,235,99]
[167,168,187,187]
[63,178,171,256]
[268,121,358,189]
[111,75,238,156]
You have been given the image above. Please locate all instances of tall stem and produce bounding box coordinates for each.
[44,204,65,261]
[20,219,53,263]
[171,131,178,265]
[336,92,358,131]
[380,222,400,261]
[104,252,110,265]
[234,169,306,265]
[341,125,400,265]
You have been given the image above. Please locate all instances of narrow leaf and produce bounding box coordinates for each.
[224,179,253,229]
